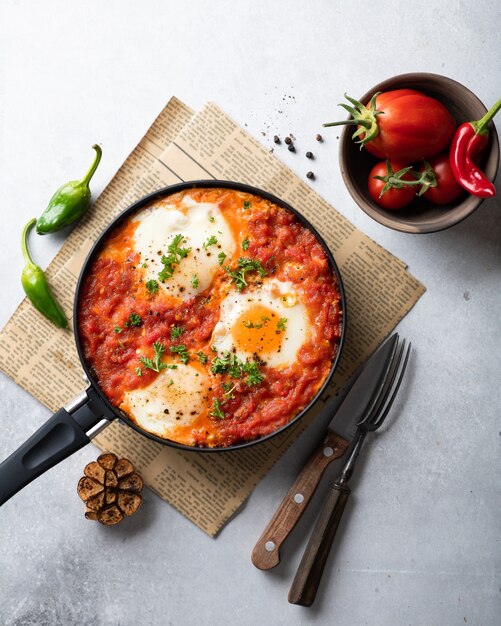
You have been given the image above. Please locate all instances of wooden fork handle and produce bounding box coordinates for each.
[288,482,351,606]
[251,431,349,570]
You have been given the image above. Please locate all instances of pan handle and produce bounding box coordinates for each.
[0,387,112,506]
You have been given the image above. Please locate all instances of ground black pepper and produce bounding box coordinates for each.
[273,135,281,144]
[306,171,315,180]
[316,134,323,142]
[284,136,292,145]
[306,151,313,159]
[288,144,296,153]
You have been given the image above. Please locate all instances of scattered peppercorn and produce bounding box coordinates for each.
[273,135,281,144]
[284,136,292,145]
[316,134,323,142]
[288,144,296,153]
[306,151,313,159]
[306,171,315,180]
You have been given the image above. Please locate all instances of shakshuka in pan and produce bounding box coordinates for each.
[78,187,343,447]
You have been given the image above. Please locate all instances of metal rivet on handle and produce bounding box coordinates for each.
[323,447,334,457]
[265,541,276,552]
[294,493,304,504]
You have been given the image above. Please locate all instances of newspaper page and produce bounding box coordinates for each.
[0,99,425,536]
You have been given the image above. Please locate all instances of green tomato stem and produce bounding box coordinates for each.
[323,119,372,129]
[81,144,102,187]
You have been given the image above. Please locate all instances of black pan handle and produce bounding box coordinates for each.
[0,387,113,506]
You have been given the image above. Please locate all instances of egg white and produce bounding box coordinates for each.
[121,363,207,443]
[133,195,235,299]
[211,279,309,367]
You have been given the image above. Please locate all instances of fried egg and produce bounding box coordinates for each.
[120,363,208,443]
[133,195,235,299]
[211,279,309,367]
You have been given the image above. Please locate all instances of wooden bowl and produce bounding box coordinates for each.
[338,73,500,233]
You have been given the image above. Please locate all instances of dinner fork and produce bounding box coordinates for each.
[288,337,411,606]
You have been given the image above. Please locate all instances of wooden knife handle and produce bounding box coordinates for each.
[288,482,350,606]
[251,431,349,570]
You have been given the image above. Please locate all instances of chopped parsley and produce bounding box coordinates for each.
[196,351,208,364]
[169,344,190,364]
[158,234,191,282]
[170,326,184,339]
[242,237,250,251]
[208,216,215,223]
[202,235,218,250]
[135,367,142,377]
[125,313,142,327]
[243,200,251,210]
[210,398,225,419]
[277,317,288,331]
[118,340,125,350]
[191,274,199,289]
[167,379,174,388]
[210,352,264,387]
[113,326,122,334]
[243,316,270,329]
[146,279,159,294]
[218,252,226,266]
[222,381,237,400]
[224,257,268,291]
[243,320,259,328]
[243,361,264,386]
[140,341,168,373]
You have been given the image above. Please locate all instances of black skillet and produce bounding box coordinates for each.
[0,181,346,506]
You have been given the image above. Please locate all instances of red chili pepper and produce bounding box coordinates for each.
[449,98,501,198]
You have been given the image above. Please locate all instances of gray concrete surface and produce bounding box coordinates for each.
[0,1,500,624]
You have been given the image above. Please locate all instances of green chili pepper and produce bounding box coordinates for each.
[21,219,68,328]
[36,144,102,234]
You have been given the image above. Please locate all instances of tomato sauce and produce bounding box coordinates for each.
[78,188,343,447]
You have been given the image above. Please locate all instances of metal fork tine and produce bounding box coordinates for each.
[366,339,406,428]
[370,341,411,430]
[356,335,400,429]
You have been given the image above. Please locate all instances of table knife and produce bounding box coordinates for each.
[251,333,399,570]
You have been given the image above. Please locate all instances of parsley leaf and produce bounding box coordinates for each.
[202,235,218,250]
[125,313,142,327]
[169,344,190,364]
[218,252,226,266]
[208,216,215,223]
[158,234,191,282]
[113,326,122,334]
[222,381,237,400]
[242,361,264,387]
[135,367,142,377]
[167,379,174,387]
[210,398,225,419]
[224,257,268,291]
[196,351,208,364]
[242,237,250,251]
[277,317,288,331]
[146,279,159,294]
[210,352,264,387]
[140,341,168,373]
[170,326,184,339]
[210,352,231,374]
[191,274,199,289]
[243,200,251,210]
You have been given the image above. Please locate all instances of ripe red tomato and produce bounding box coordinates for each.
[360,90,456,161]
[421,153,464,204]
[368,160,416,210]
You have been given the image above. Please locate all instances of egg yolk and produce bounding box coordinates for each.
[232,305,284,355]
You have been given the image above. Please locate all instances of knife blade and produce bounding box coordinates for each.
[251,333,399,570]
